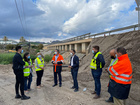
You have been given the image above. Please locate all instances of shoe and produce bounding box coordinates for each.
[37,86,41,89]
[70,86,75,89]
[93,94,100,99]
[59,84,62,87]
[74,89,79,92]
[15,94,21,99]
[91,91,96,94]
[21,95,30,100]
[40,84,44,87]
[105,99,113,103]
[52,84,57,87]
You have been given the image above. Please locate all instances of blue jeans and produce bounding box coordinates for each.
[24,74,32,90]
[91,69,102,95]
[71,69,79,89]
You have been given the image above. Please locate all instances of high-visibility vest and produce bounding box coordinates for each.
[52,54,64,72]
[109,58,118,78]
[108,54,132,84]
[35,57,44,71]
[90,52,102,70]
[23,59,32,77]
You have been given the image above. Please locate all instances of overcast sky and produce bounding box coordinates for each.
[0,0,137,42]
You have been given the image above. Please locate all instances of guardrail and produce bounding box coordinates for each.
[49,24,138,44]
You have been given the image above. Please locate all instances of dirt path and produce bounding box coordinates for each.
[0,64,113,105]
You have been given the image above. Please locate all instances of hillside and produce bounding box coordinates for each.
[80,30,140,105]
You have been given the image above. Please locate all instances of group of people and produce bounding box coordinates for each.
[89,46,132,105]
[12,45,132,105]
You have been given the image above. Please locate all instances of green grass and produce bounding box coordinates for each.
[44,54,53,63]
[0,53,37,65]
[0,53,15,65]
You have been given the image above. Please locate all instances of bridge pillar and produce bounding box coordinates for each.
[82,42,90,53]
[65,45,69,51]
[60,45,62,51]
[69,44,74,50]
[62,45,65,51]
[75,43,82,53]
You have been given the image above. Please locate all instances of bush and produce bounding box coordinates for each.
[38,44,43,49]
[6,44,15,50]
[0,53,15,64]
[30,55,36,62]
[44,54,52,63]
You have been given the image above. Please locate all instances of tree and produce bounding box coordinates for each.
[38,44,43,49]
[6,44,15,50]
[20,36,26,42]
[3,36,8,41]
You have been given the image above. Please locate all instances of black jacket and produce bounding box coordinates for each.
[12,53,25,74]
[92,51,105,70]
[108,79,131,99]
[70,55,79,70]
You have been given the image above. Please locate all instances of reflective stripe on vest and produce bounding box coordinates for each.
[35,57,44,71]
[23,59,32,77]
[112,76,132,82]
[110,66,132,84]
[108,58,118,78]
[90,52,102,70]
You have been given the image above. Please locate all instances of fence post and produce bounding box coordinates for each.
[134,26,136,31]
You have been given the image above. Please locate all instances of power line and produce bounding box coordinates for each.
[21,0,28,36]
[15,0,26,37]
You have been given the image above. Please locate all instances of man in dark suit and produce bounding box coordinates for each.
[69,49,79,92]
[12,46,30,100]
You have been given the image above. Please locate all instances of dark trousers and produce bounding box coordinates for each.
[15,72,24,96]
[71,69,79,89]
[36,70,44,86]
[54,71,62,85]
[91,69,102,96]
[24,74,32,90]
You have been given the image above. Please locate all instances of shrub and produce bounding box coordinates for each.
[44,54,52,63]
[38,44,43,49]
[6,44,15,50]
[0,53,15,64]
[30,55,36,62]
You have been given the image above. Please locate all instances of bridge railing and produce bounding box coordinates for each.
[49,24,138,45]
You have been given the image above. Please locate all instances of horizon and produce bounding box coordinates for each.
[0,0,138,43]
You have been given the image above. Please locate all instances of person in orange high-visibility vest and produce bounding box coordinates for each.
[108,47,132,105]
[51,49,64,87]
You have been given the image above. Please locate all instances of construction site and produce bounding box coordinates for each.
[0,30,140,105]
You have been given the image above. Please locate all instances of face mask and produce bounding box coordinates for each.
[92,50,94,54]
[21,50,24,54]
[111,56,115,59]
[70,53,73,56]
[54,52,57,54]
[28,56,30,59]
[38,55,41,58]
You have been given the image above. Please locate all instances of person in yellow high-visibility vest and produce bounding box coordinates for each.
[105,49,118,103]
[23,52,33,92]
[90,46,105,99]
[35,52,45,89]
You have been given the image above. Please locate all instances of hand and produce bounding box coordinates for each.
[69,66,72,68]
[54,61,57,64]
[41,67,44,70]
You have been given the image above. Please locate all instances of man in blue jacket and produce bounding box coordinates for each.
[69,49,79,92]
[90,46,105,99]
[12,46,30,100]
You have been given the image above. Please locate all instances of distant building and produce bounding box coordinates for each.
[0,40,18,45]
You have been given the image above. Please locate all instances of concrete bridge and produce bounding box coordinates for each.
[44,24,138,53]
[44,38,92,53]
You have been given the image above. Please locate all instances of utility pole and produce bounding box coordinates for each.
[135,0,140,30]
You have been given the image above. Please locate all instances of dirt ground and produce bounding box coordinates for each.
[0,64,116,105]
